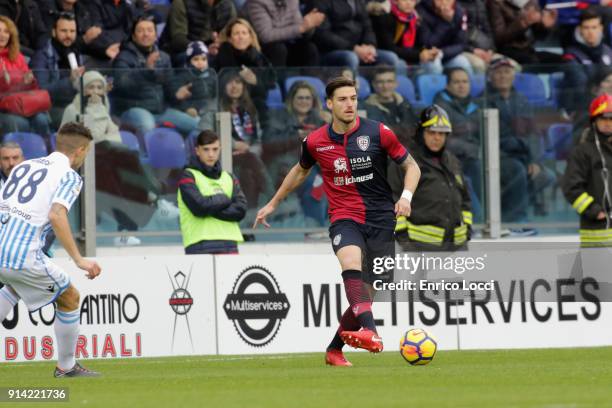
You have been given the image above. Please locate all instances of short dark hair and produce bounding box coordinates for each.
[325,77,356,100]
[372,66,396,81]
[54,11,75,29]
[56,122,93,153]
[132,13,156,35]
[58,122,93,140]
[580,7,602,24]
[196,130,219,146]
[444,67,470,82]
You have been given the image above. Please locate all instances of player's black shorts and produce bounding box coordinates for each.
[328,219,395,285]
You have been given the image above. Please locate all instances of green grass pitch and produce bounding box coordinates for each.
[1,347,611,408]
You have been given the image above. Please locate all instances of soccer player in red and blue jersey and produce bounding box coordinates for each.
[254,77,421,366]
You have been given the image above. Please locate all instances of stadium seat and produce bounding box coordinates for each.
[120,130,141,152]
[395,75,418,106]
[548,72,564,109]
[357,75,371,100]
[541,123,573,161]
[266,83,284,110]
[284,76,326,103]
[471,74,485,98]
[144,128,186,168]
[3,132,48,159]
[184,129,200,161]
[513,73,552,107]
[50,132,57,150]
[416,74,447,106]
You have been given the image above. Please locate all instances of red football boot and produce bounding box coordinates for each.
[325,349,353,367]
[340,329,384,353]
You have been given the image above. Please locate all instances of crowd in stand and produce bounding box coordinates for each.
[2,0,612,239]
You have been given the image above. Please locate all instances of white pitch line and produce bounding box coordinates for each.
[0,353,323,367]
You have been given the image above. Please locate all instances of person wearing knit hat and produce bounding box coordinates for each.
[63,70,180,246]
[169,41,216,124]
[61,70,121,144]
[186,41,209,65]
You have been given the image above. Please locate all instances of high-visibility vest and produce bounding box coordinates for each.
[177,169,243,248]
[395,214,471,246]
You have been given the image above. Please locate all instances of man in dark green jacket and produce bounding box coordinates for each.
[388,104,472,250]
[562,93,612,247]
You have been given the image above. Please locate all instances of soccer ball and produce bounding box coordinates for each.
[399,328,437,365]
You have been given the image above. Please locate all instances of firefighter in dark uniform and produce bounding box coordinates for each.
[562,94,612,247]
[389,104,472,250]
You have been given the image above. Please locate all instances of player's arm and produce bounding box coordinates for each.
[48,203,101,279]
[395,154,420,217]
[254,136,316,228]
[253,163,312,228]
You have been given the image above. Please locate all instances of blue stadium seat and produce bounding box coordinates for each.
[184,129,200,161]
[3,132,48,159]
[471,74,485,98]
[50,132,57,150]
[144,128,186,168]
[284,76,326,104]
[548,72,564,108]
[357,75,371,100]
[416,74,447,106]
[542,123,573,161]
[120,130,141,152]
[395,75,418,106]
[513,73,552,107]
[266,83,284,110]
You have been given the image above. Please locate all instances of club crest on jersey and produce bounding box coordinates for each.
[356,135,370,151]
[333,157,348,173]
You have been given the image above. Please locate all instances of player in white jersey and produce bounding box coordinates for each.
[0,122,102,377]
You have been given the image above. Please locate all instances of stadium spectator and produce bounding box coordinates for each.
[0,141,23,189]
[487,0,563,66]
[389,104,472,250]
[486,57,554,225]
[543,0,612,48]
[0,16,50,136]
[61,70,179,246]
[458,0,499,73]
[61,71,119,143]
[0,0,48,57]
[80,0,137,62]
[417,0,473,75]
[112,15,199,136]
[31,13,84,130]
[364,66,418,137]
[213,18,276,114]
[562,93,612,247]
[306,0,405,72]
[262,80,329,226]
[245,0,324,67]
[39,0,96,50]
[178,130,247,254]
[160,0,236,66]
[169,41,216,129]
[562,8,612,115]
[370,0,442,72]
[219,70,270,208]
[433,67,482,206]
